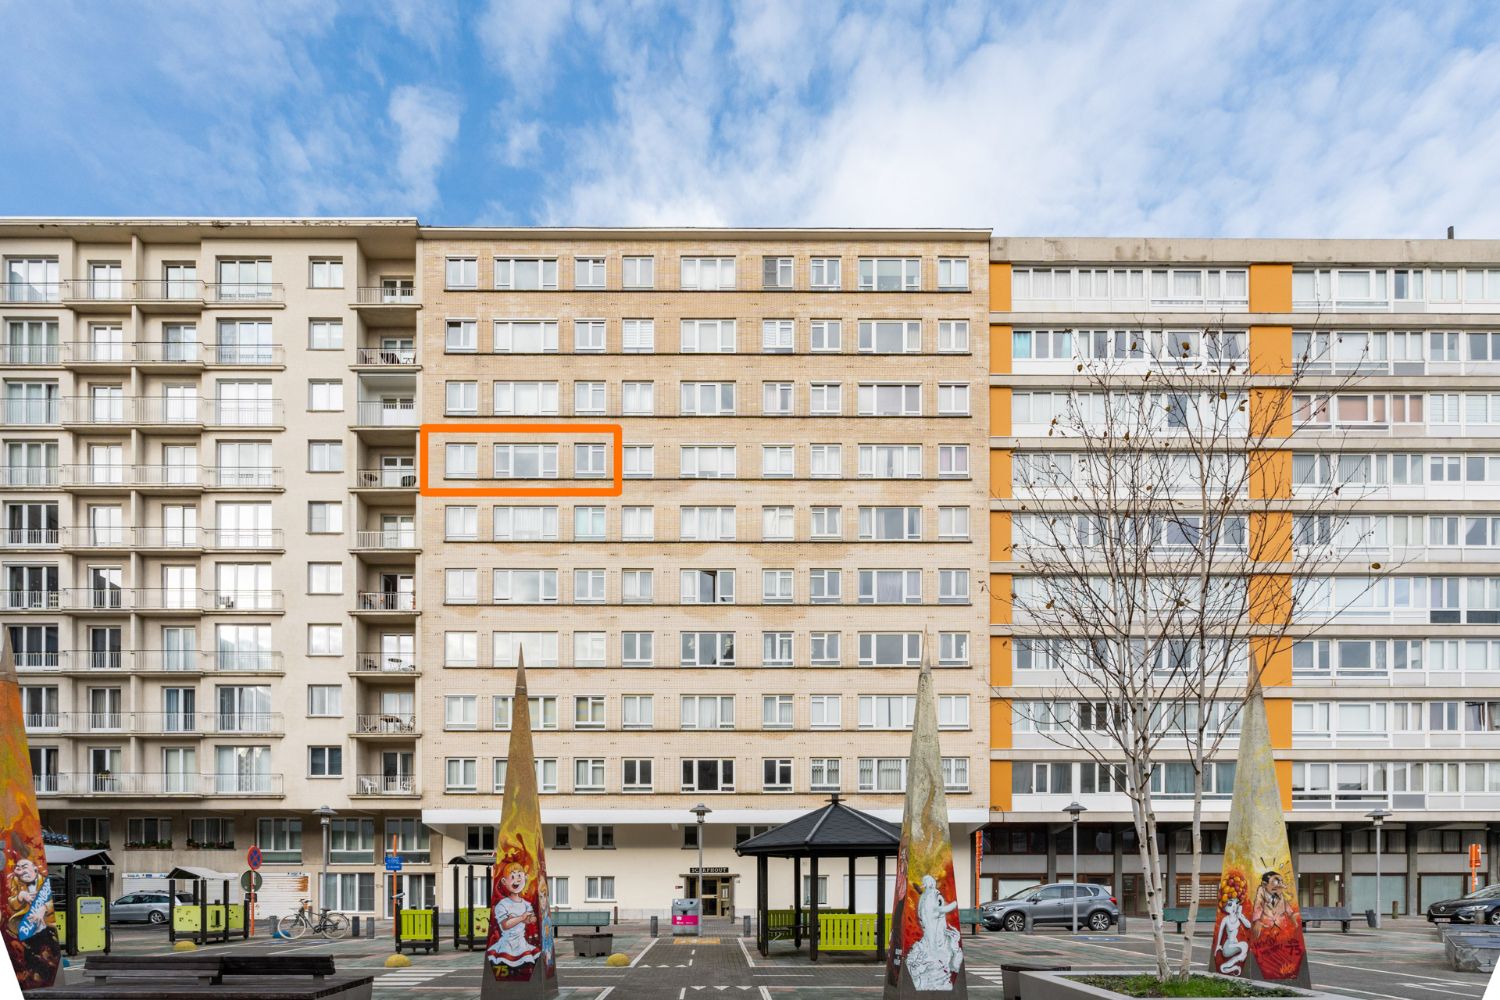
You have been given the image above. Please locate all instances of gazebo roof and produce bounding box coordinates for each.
[734,796,900,858]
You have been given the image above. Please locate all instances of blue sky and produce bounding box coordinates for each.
[3,0,1500,235]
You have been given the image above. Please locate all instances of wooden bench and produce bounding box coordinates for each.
[1162,907,1217,933]
[1300,905,1354,932]
[56,954,372,1000]
[551,909,612,932]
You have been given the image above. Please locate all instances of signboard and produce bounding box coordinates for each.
[384,853,403,872]
[240,870,263,892]
[688,866,728,875]
[246,846,263,871]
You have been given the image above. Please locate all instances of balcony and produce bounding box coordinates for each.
[354,400,417,428]
[208,713,284,735]
[63,588,130,612]
[3,590,63,612]
[353,529,418,551]
[354,592,417,615]
[0,343,60,365]
[352,773,418,797]
[355,285,418,306]
[14,650,133,674]
[135,341,208,366]
[1,281,63,304]
[60,396,138,428]
[61,341,134,367]
[132,712,208,736]
[205,466,283,490]
[209,650,284,673]
[3,528,60,549]
[354,468,418,491]
[354,713,418,736]
[204,283,284,305]
[202,772,284,796]
[354,347,418,367]
[133,527,205,551]
[61,527,134,551]
[204,528,284,551]
[35,772,210,797]
[0,465,59,488]
[207,343,285,367]
[354,652,419,675]
[206,400,284,428]
[1,399,59,426]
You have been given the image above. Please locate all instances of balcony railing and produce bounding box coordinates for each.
[355,347,418,366]
[354,530,417,550]
[3,590,64,611]
[204,528,283,549]
[203,772,284,796]
[137,280,205,302]
[210,343,284,366]
[355,713,417,734]
[66,279,136,302]
[62,341,134,364]
[0,465,59,487]
[209,713,283,734]
[1,400,60,425]
[3,528,60,547]
[1,281,63,303]
[134,712,205,734]
[206,400,283,427]
[355,652,418,673]
[354,773,417,796]
[355,468,418,489]
[209,590,283,612]
[36,772,208,796]
[356,592,416,612]
[134,527,204,548]
[205,283,284,304]
[355,286,417,305]
[207,466,283,489]
[212,650,283,672]
[136,341,207,364]
[0,344,60,365]
[135,650,203,672]
[61,527,132,548]
[355,401,418,427]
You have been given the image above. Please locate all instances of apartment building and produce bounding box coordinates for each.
[4,220,992,917]
[986,238,1500,917]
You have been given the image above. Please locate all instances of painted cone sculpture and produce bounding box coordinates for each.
[1210,680,1311,987]
[885,660,966,997]
[483,651,559,997]
[0,630,61,991]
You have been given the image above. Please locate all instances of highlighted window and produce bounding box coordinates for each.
[418,423,624,497]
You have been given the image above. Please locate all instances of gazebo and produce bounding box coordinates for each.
[735,794,900,961]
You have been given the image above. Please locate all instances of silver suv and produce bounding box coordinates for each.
[981,882,1120,932]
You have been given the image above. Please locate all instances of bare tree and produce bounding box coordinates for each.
[1000,320,1390,980]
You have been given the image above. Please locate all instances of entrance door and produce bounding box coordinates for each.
[1297,873,1339,908]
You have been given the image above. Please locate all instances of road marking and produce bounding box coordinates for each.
[759,989,772,1000]
[737,936,757,968]
[630,937,657,968]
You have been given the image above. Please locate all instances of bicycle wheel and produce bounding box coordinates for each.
[278,913,310,939]
[323,912,351,939]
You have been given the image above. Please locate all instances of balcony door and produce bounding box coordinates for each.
[162,688,196,733]
[162,747,197,793]
[162,626,197,672]
[381,751,415,794]
[88,746,121,791]
[162,565,198,610]
[8,624,58,669]
[381,455,415,487]
[162,505,198,547]
[89,324,125,362]
[88,505,124,547]
[87,626,121,671]
[88,444,124,485]
[379,633,415,672]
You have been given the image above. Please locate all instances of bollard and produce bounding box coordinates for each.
[743,914,750,937]
[367,914,377,939]
[1118,912,1126,934]
[649,915,658,938]
[352,916,361,937]
[267,915,280,938]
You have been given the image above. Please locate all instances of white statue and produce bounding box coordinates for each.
[904,874,963,990]
[1215,896,1251,976]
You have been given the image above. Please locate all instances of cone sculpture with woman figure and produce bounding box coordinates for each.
[1210,678,1310,987]
[483,651,558,998]
[885,658,966,997]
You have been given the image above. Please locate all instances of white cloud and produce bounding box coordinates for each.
[478,0,575,94]
[497,118,544,168]
[388,85,463,211]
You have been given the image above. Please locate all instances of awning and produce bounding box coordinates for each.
[45,846,113,867]
[165,866,237,882]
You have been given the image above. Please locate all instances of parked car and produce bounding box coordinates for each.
[980,882,1120,932]
[1426,884,1500,924]
[110,891,191,924]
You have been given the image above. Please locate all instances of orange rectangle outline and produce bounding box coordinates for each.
[418,422,624,497]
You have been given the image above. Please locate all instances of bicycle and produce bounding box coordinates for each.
[277,899,351,940]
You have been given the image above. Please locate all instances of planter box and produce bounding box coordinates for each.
[1016,967,1360,1000]
[1442,931,1500,972]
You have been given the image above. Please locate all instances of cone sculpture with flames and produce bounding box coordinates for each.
[1,630,61,991]
[885,658,967,997]
[1209,679,1311,987]
[482,651,559,997]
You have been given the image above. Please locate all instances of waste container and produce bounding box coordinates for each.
[671,898,701,937]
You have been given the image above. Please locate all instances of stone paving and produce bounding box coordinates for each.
[83,917,1496,999]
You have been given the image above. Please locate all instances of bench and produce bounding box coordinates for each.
[956,908,986,933]
[85,955,340,985]
[552,909,612,932]
[54,954,372,1000]
[1300,905,1354,932]
[1162,907,1217,933]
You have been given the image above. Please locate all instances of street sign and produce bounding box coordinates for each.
[384,853,403,872]
[240,870,263,893]
[246,846,263,871]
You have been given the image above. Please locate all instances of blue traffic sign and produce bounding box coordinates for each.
[384,854,403,872]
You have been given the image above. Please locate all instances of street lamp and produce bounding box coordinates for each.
[1065,802,1087,933]
[690,804,712,916]
[1365,808,1392,928]
[316,805,337,910]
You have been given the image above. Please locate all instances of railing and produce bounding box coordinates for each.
[204,528,283,549]
[134,712,204,734]
[355,713,417,734]
[354,773,417,796]
[33,772,233,796]
[136,340,207,363]
[1,400,59,425]
[59,464,132,487]
[212,651,283,672]
[137,279,205,301]
[66,279,134,302]
[0,343,60,364]
[355,286,417,305]
[136,396,206,425]
[135,650,205,672]
[209,713,283,734]
[2,590,63,611]
[13,652,67,672]
[205,283,283,303]
[0,465,59,487]
[355,468,418,488]
[14,651,131,672]
[203,772,284,796]
[354,529,417,549]
[355,401,418,427]
[357,592,416,612]
[82,712,126,731]
[134,527,204,548]
[355,653,418,673]
[133,588,205,611]
[206,400,283,426]
[62,341,133,364]
[1,281,63,303]
[208,590,284,611]
[207,466,283,489]
[60,396,136,425]
[22,713,62,730]
[356,347,418,366]
[65,588,129,611]
[210,343,284,365]
[62,527,132,548]
[3,528,60,547]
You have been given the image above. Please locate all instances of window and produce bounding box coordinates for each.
[307,624,342,656]
[574,319,605,353]
[308,441,343,473]
[939,569,970,603]
[860,695,916,729]
[681,758,735,792]
[762,569,793,603]
[446,319,477,352]
[309,259,343,288]
[682,506,735,541]
[575,760,606,793]
[860,507,921,541]
[763,319,794,352]
[938,445,969,477]
[622,382,655,415]
[860,444,922,478]
[859,320,921,354]
[257,818,302,862]
[445,505,479,541]
[938,695,969,729]
[938,507,969,539]
[763,631,793,667]
[307,685,341,717]
[127,817,172,848]
[810,758,841,791]
[681,695,735,730]
[681,632,734,667]
[493,759,508,793]
[622,507,654,541]
[623,319,655,353]
[858,383,921,415]
[681,569,735,604]
[762,256,794,289]
[810,568,841,603]
[938,320,969,352]
[574,506,605,541]
[445,632,478,667]
[810,444,842,477]
[810,258,841,290]
[307,380,343,411]
[859,257,920,291]
[810,695,841,728]
[762,506,793,540]
[493,320,559,353]
[574,257,605,289]
[622,631,653,666]
[189,817,235,850]
[445,257,478,289]
[942,757,970,791]
[308,747,342,777]
[811,632,841,666]
[623,758,653,791]
[493,381,559,416]
[681,382,736,415]
[575,443,607,478]
[623,445,654,478]
[574,632,605,667]
[445,695,478,729]
[623,256,654,289]
[494,443,559,479]
[938,384,969,415]
[445,568,478,603]
[680,257,736,290]
[494,506,559,540]
[762,446,794,477]
[446,758,478,791]
[307,563,343,595]
[860,632,921,666]
[622,695,653,729]
[574,381,606,415]
[937,258,968,290]
[762,695,793,728]
[574,569,605,603]
[493,569,559,603]
[858,757,907,791]
[810,320,842,352]
[810,382,842,415]
[494,258,558,290]
[681,320,736,353]
[811,506,842,539]
[763,758,794,791]
[309,319,343,350]
[681,446,736,478]
[586,875,616,901]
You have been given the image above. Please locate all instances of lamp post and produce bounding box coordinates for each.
[1065,801,1087,933]
[1366,808,1392,928]
[691,803,712,917]
[316,805,337,910]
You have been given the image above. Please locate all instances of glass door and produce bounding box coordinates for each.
[89,444,124,485]
[89,746,122,791]
[163,264,197,300]
[381,751,414,793]
[162,505,199,548]
[87,627,121,670]
[7,502,57,547]
[87,505,124,547]
[88,688,122,731]
[381,455,415,487]
[162,626,197,672]
[90,385,124,423]
[162,688,197,732]
[163,384,198,424]
[162,747,197,793]
[162,565,198,610]
[89,324,125,362]
[88,566,123,609]
[380,513,415,548]
[380,633,415,672]
[162,323,199,361]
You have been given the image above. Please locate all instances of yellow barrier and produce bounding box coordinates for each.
[816,913,887,952]
[458,906,490,938]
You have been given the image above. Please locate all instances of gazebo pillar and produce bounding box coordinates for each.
[757,854,769,957]
[793,856,802,948]
[876,853,887,962]
[809,855,820,962]
[848,856,857,913]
